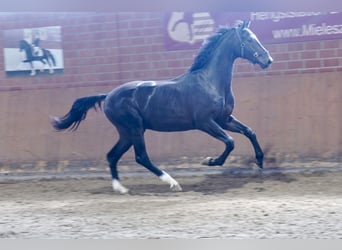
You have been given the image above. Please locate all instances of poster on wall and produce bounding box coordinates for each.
[3,26,64,76]
[163,12,342,51]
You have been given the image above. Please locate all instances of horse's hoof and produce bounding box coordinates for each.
[160,171,182,192]
[257,168,263,176]
[116,188,130,194]
[112,180,129,194]
[256,161,263,169]
[113,186,130,194]
[171,183,182,192]
[252,164,263,175]
[201,157,213,166]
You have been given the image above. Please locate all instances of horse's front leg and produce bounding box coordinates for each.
[29,62,36,76]
[221,115,264,169]
[200,120,235,166]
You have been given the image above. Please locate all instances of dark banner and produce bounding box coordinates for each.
[163,12,342,51]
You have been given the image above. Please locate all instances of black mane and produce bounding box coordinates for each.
[189,27,233,72]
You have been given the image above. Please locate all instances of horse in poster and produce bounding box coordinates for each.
[19,39,56,76]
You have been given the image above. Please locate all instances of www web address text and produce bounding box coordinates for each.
[272,23,342,39]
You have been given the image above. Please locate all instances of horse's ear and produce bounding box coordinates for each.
[243,20,251,29]
[236,20,251,30]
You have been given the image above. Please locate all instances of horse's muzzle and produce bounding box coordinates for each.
[260,56,273,69]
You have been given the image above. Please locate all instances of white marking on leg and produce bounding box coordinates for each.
[160,171,182,191]
[112,179,129,194]
[40,63,45,72]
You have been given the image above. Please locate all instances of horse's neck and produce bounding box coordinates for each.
[205,51,235,95]
[24,44,33,57]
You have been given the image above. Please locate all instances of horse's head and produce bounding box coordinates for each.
[235,21,273,69]
[19,40,30,53]
[19,40,24,51]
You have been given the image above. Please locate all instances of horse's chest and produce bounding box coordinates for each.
[224,90,235,111]
[217,95,234,117]
[223,103,234,116]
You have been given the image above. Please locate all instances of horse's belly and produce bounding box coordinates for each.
[146,123,194,132]
[143,112,194,132]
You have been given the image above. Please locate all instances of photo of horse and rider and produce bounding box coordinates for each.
[3,26,64,76]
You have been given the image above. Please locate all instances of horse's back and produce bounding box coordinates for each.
[104,79,195,131]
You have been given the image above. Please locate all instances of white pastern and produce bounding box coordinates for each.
[112,179,129,194]
[160,171,182,191]
[40,64,45,72]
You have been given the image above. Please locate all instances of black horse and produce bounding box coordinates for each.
[19,39,56,76]
[51,21,273,193]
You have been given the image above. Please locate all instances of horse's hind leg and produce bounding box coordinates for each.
[131,132,182,191]
[222,115,264,168]
[107,137,132,194]
[39,59,46,72]
[105,99,181,192]
[45,59,54,74]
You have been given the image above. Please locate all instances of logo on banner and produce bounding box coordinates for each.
[167,12,215,45]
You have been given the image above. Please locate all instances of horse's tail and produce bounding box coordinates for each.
[46,50,56,66]
[50,94,107,131]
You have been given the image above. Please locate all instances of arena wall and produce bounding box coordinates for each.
[0,13,341,170]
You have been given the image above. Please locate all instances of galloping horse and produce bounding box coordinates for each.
[51,21,273,193]
[19,39,56,76]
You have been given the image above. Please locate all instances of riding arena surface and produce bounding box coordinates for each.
[1,160,342,239]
